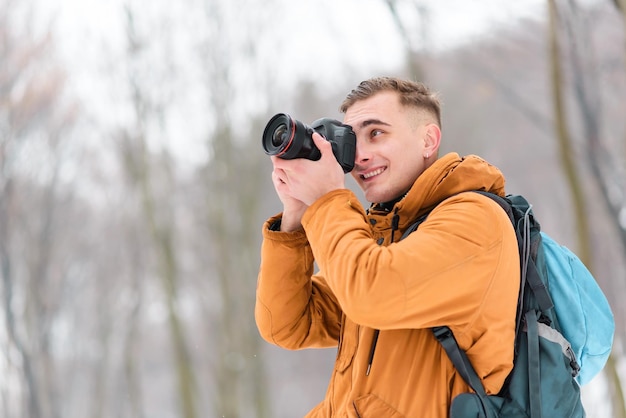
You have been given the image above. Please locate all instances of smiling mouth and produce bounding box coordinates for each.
[361,167,386,180]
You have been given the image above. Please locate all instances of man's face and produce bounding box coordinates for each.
[343,91,436,203]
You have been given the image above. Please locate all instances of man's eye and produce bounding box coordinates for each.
[371,129,383,137]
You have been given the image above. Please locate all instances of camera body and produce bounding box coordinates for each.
[262,113,356,173]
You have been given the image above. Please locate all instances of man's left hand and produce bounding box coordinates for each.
[271,132,346,206]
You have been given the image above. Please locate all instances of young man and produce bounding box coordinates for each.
[255,77,520,417]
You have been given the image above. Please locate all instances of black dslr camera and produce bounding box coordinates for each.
[262,113,356,173]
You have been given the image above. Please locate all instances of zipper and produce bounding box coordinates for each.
[366,209,400,376]
[366,329,379,376]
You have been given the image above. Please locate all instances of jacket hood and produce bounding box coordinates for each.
[390,153,506,229]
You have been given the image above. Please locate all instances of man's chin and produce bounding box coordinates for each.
[364,190,389,204]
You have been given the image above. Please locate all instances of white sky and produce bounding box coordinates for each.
[31,0,554,167]
[42,0,550,81]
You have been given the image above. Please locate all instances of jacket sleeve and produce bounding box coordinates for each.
[301,189,520,344]
[255,215,343,350]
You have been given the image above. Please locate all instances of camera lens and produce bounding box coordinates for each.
[262,113,355,172]
[272,123,289,147]
[262,113,319,161]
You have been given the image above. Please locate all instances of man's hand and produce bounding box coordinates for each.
[271,132,346,230]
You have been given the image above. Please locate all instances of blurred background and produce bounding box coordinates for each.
[1,0,625,416]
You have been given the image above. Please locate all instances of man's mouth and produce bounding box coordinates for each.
[361,167,386,180]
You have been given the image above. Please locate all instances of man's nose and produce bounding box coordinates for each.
[354,140,371,164]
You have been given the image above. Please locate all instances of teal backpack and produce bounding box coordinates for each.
[401,192,614,418]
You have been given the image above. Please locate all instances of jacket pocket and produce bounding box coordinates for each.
[351,394,405,418]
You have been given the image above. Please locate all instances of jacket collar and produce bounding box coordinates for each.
[369,153,507,230]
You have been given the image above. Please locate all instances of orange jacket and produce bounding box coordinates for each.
[256,153,520,417]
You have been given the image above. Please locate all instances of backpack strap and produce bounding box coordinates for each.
[474,191,554,314]
[433,326,496,418]
[400,212,429,240]
[526,258,554,313]
[404,191,554,315]
[402,191,550,418]
[526,310,542,418]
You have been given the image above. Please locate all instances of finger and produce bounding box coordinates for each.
[271,155,296,171]
[270,155,283,167]
[272,168,285,185]
[311,132,331,155]
[271,170,278,185]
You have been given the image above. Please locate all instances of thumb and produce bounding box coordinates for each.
[312,132,332,155]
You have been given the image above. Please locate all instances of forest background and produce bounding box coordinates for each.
[1,0,626,417]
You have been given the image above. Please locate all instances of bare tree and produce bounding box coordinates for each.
[196,0,272,415]
[115,5,198,418]
[547,0,592,263]
[0,1,78,416]
[613,0,626,179]
[383,0,429,80]
[551,1,626,415]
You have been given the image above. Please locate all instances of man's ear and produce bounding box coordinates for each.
[423,123,441,157]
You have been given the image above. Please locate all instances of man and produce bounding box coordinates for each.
[255,77,520,417]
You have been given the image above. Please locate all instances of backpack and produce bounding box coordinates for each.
[400,191,614,418]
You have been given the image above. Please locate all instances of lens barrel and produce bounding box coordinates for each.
[262,113,320,161]
[262,113,356,173]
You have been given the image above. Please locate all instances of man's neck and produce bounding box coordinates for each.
[372,192,408,213]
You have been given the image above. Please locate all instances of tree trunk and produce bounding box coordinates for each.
[548,1,625,416]
[121,6,197,418]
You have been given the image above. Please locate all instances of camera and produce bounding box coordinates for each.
[262,113,356,173]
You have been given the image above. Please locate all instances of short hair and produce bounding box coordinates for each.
[339,76,442,127]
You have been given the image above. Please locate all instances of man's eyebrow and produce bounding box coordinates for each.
[357,119,391,129]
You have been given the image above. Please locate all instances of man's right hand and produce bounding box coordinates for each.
[271,159,308,232]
